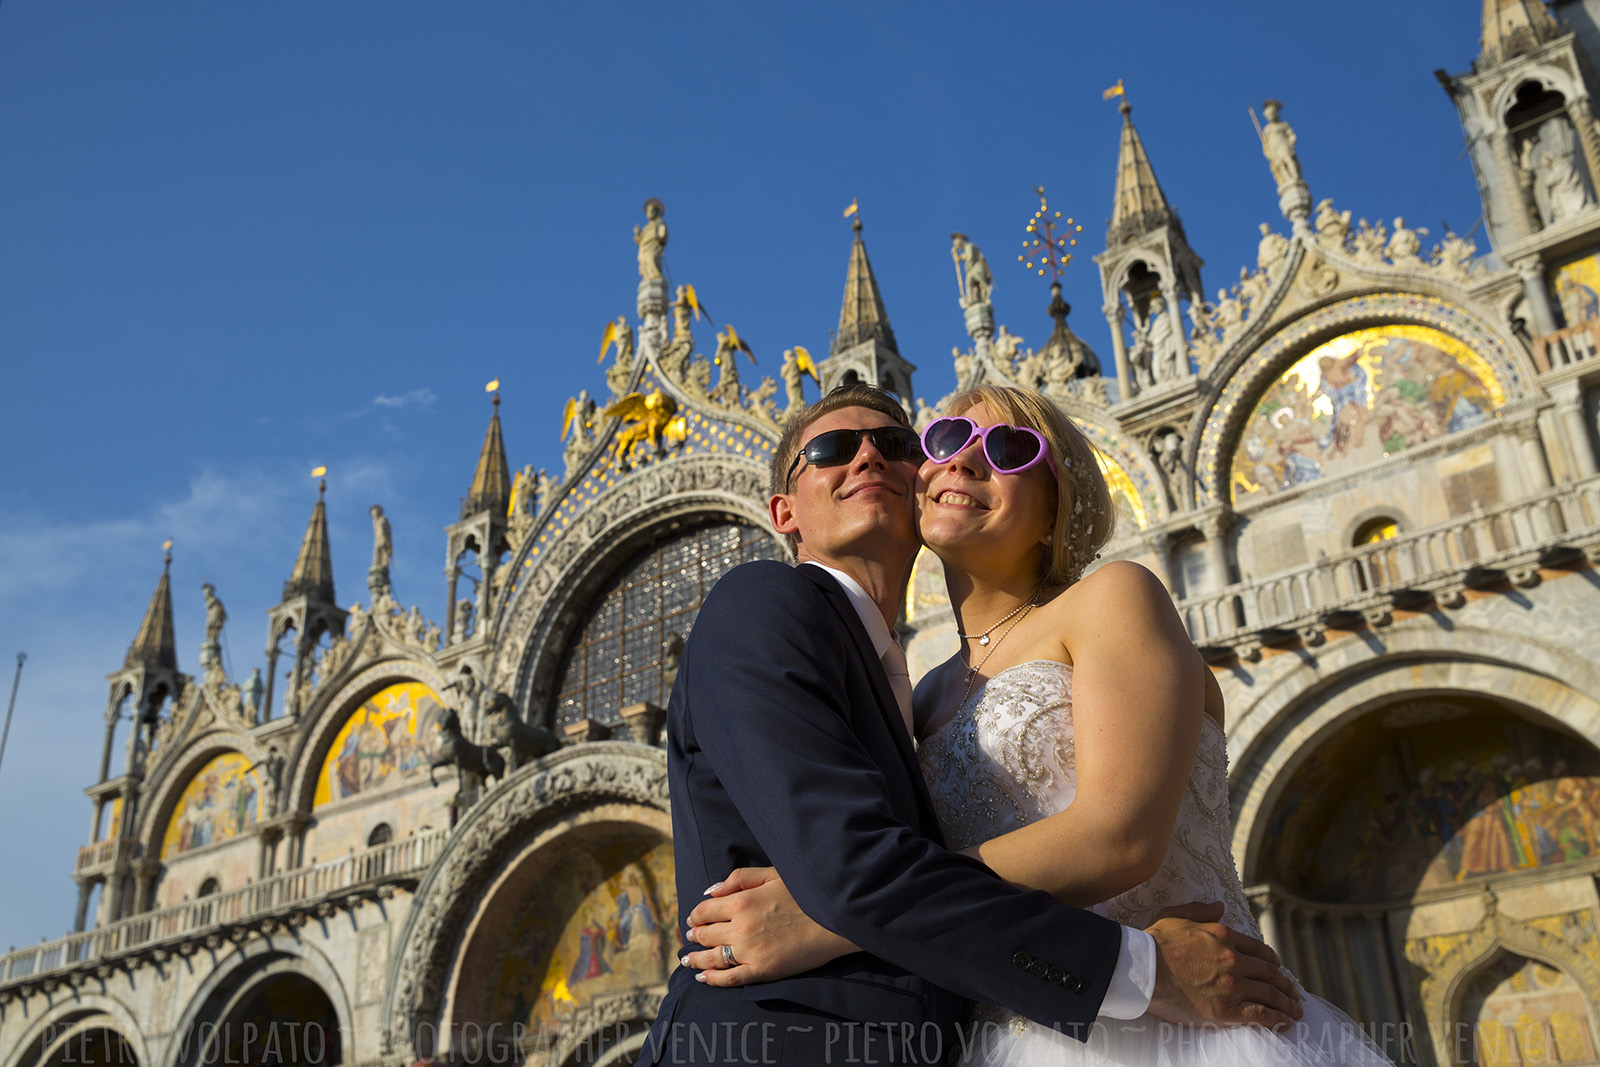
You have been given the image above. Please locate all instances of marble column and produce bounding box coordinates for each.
[1554,380,1598,478]
[1104,302,1133,399]
[1200,511,1234,592]
[1516,258,1559,337]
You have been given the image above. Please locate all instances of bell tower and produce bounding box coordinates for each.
[1093,94,1206,412]
[819,214,917,404]
[445,391,511,647]
[263,481,346,721]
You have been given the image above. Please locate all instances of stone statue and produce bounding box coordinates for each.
[1385,218,1426,265]
[202,583,227,648]
[662,633,685,695]
[685,356,713,400]
[659,285,695,380]
[369,505,392,570]
[1524,117,1596,226]
[604,316,636,398]
[1237,266,1271,311]
[1350,218,1388,266]
[951,232,993,307]
[562,390,597,478]
[780,347,819,413]
[1257,223,1290,274]
[1259,99,1302,190]
[747,377,780,425]
[1431,232,1478,282]
[245,746,285,808]
[1314,198,1351,247]
[242,667,264,722]
[953,349,976,390]
[1147,295,1186,382]
[993,325,1024,364]
[454,598,475,642]
[442,670,483,733]
[1126,318,1155,392]
[1211,287,1244,342]
[914,397,937,430]
[633,198,668,281]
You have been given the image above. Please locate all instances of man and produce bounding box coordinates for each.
[642,385,1297,1065]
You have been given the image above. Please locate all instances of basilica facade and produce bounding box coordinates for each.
[7,2,1600,1064]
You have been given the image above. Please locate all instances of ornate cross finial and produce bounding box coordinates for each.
[1018,186,1083,286]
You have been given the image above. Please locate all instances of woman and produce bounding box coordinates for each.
[683,385,1388,1065]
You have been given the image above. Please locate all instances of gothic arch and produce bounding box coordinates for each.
[159,938,352,1067]
[489,451,774,718]
[1225,622,1600,882]
[5,996,148,1067]
[383,742,669,1063]
[284,657,451,818]
[1489,64,1590,126]
[1413,906,1600,1060]
[1191,293,1539,505]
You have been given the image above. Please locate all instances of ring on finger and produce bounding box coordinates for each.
[721,944,739,967]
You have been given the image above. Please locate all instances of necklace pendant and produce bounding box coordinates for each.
[978,635,990,646]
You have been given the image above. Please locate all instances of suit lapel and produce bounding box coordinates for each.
[797,566,946,842]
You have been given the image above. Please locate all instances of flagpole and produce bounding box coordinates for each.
[0,652,26,780]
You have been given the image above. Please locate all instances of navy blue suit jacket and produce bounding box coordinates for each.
[642,561,1123,1065]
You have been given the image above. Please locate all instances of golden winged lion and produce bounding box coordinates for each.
[604,388,688,465]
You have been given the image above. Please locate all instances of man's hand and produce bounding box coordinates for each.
[1145,902,1303,1030]
[682,867,858,986]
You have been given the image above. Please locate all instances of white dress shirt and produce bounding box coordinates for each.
[800,560,1156,1019]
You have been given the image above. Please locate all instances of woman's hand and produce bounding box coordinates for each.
[682,867,859,986]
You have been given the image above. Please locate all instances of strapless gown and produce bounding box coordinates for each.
[917,660,1391,1065]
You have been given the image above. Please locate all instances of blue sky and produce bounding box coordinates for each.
[0,2,1485,950]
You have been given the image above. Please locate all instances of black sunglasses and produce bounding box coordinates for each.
[785,426,924,488]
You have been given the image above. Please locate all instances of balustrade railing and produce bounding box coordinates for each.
[74,838,139,873]
[1536,318,1600,375]
[2,827,446,986]
[1180,475,1600,646]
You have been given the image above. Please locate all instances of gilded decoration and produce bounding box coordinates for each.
[1549,251,1600,329]
[159,752,263,859]
[1459,953,1598,1064]
[1196,294,1528,504]
[1075,422,1158,531]
[1260,698,1600,902]
[1230,324,1506,501]
[493,834,675,1029]
[314,682,447,808]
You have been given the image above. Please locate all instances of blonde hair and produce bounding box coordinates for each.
[941,384,1115,585]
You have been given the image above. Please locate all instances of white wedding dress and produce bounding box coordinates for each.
[917,660,1391,1066]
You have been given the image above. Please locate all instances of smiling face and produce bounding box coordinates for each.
[770,406,921,569]
[918,402,1061,578]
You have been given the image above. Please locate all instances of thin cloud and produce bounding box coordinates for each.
[372,388,437,410]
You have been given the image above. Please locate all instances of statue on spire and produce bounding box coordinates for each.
[1258,100,1302,191]
[951,233,993,308]
[634,198,668,281]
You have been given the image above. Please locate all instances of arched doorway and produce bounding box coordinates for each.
[1246,691,1600,1062]
[178,961,344,1067]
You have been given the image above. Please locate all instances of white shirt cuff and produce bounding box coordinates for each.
[1099,926,1156,1019]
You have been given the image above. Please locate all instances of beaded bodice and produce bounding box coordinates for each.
[916,660,1259,936]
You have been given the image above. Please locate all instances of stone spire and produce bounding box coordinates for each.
[284,481,335,603]
[1480,0,1560,66]
[125,551,177,671]
[833,216,898,356]
[462,394,511,520]
[1108,98,1176,247]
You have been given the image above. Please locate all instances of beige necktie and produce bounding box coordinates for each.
[881,639,915,738]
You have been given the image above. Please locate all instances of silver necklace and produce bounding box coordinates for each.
[957,592,1036,647]
[958,599,1036,709]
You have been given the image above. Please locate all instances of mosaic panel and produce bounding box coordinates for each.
[160,752,263,858]
[1197,295,1528,504]
[493,834,676,1029]
[1076,421,1158,531]
[1549,251,1600,329]
[1260,697,1600,901]
[1229,325,1506,502]
[314,681,447,808]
